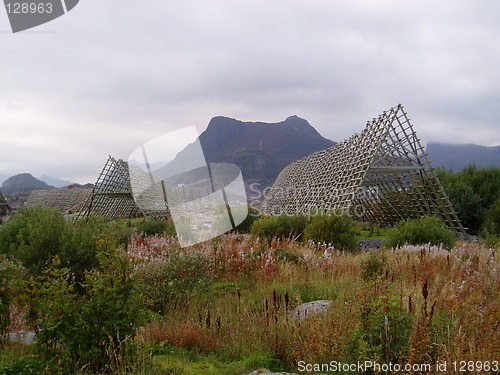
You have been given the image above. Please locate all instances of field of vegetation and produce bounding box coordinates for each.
[0,166,499,374]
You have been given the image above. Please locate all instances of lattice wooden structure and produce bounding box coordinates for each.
[262,104,464,232]
[76,156,145,220]
[25,188,92,213]
[0,190,10,215]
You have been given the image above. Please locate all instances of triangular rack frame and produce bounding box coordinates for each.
[75,156,170,221]
[262,104,464,232]
[76,156,143,220]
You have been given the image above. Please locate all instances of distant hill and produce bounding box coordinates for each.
[1,173,55,195]
[40,174,76,188]
[158,115,335,194]
[426,142,500,171]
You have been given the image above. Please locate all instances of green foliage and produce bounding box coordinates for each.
[234,207,260,233]
[0,207,103,281]
[360,251,386,281]
[135,251,213,314]
[250,214,308,241]
[250,216,279,240]
[25,241,143,373]
[348,295,414,363]
[303,210,357,251]
[439,165,500,234]
[444,182,484,233]
[212,205,259,235]
[0,206,66,273]
[0,358,57,375]
[136,220,169,237]
[386,216,455,250]
[272,248,302,264]
[480,198,500,248]
[0,257,16,345]
[482,198,500,235]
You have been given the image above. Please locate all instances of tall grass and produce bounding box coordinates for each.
[2,231,498,374]
[130,235,499,373]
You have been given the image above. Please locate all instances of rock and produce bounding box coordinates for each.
[357,239,385,250]
[291,300,332,321]
[8,330,36,345]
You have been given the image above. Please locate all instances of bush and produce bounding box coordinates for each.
[0,206,102,281]
[234,206,260,233]
[25,240,143,373]
[303,210,357,251]
[386,216,455,250]
[0,257,15,345]
[136,219,169,237]
[0,206,66,273]
[347,295,414,363]
[361,251,386,280]
[135,251,212,313]
[482,198,500,236]
[250,216,279,240]
[250,214,308,241]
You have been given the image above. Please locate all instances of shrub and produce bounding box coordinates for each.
[250,214,308,241]
[445,181,484,234]
[0,257,15,345]
[303,210,357,251]
[347,295,414,363]
[234,206,260,233]
[385,216,455,250]
[0,206,66,273]
[0,206,102,280]
[136,219,169,237]
[25,241,143,373]
[482,198,500,236]
[250,216,279,240]
[361,251,386,280]
[135,251,212,313]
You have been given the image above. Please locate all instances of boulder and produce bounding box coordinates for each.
[8,330,36,345]
[291,300,332,321]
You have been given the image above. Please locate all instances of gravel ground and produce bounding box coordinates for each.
[357,239,385,250]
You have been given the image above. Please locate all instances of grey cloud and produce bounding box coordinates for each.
[0,0,499,182]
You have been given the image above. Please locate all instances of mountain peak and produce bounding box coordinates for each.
[284,115,305,122]
[197,116,334,190]
[1,173,55,195]
[283,115,317,133]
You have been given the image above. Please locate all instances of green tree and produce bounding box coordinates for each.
[303,210,358,251]
[386,216,455,250]
[445,182,484,233]
[438,165,500,234]
[250,213,308,241]
[25,240,143,373]
[0,207,103,281]
[482,198,500,236]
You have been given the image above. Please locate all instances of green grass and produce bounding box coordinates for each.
[152,345,284,375]
[355,224,390,240]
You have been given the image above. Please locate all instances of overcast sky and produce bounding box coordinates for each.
[1,0,499,184]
